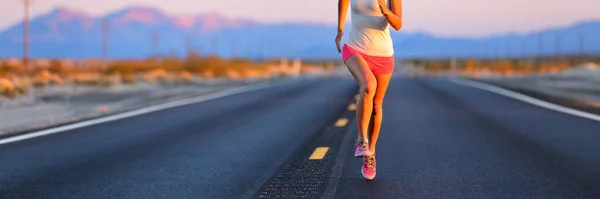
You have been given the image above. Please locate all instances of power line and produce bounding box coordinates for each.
[21,0,32,67]
[537,34,543,57]
[555,34,561,57]
[102,18,109,68]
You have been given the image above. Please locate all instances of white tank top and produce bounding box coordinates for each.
[345,0,394,57]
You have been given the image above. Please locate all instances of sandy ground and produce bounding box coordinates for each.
[473,62,600,107]
[0,78,274,135]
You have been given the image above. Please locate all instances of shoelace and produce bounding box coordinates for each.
[364,154,375,169]
[357,139,368,149]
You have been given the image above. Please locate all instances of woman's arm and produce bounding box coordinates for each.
[378,0,403,31]
[338,0,350,31]
[336,0,350,52]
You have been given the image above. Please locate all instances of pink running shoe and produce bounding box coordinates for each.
[354,139,369,157]
[361,152,376,180]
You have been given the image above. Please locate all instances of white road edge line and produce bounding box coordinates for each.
[0,81,283,146]
[450,77,600,123]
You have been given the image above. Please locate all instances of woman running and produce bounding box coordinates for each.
[335,0,402,180]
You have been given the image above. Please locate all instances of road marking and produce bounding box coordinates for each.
[335,118,348,127]
[451,77,600,122]
[348,103,356,111]
[0,82,283,146]
[308,147,330,160]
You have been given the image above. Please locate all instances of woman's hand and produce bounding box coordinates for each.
[377,0,392,15]
[378,0,403,31]
[335,30,344,53]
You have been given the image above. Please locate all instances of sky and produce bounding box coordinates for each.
[1,0,599,38]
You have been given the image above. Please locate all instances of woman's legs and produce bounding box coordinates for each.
[343,54,377,144]
[368,73,393,153]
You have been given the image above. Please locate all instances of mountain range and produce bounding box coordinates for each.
[0,6,599,60]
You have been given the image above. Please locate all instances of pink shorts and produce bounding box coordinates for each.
[342,44,395,75]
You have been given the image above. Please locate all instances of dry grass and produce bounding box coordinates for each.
[0,77,29,99]
[0,53,332,99]
[407,55,600,77]
[32,70,64,87]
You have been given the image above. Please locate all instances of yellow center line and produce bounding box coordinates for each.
[348,103,356,111]
[308,147,330,160]
[335,118,348,127]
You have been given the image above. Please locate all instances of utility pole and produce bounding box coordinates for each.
[506,44,511,59]
[537,34,543,58]
[185,35,192,55]
[152,31,158,58]
[450,57,457,74]
[256,38,261,61]
[579,33,584,57]
[211,36,218,56]
[486,44,492,60]
[21,0,32,67]
[494,44,499,61]
[245,43,250,60]
[102,18,109,69]
[555,34,561,58]
[293,58,302,77]
[520,40,526,58]
[231,39,237,58]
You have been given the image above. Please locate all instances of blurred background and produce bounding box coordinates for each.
[0,0,599,135]
[1,1,600,198]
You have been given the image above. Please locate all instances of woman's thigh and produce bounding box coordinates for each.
[344,54,377,89]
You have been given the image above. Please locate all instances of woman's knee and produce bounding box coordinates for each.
[373,101,383,114]
[359,79,378,97]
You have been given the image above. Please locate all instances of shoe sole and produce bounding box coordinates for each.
[355,147,367,157]
[355,150,374,158]
[361,169,376,180]
[354,153,366,158]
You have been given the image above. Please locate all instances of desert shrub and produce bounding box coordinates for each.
[462,59,478,75]
[178,71,194,82]
[0,78,15,98]
[48,60,70,76]
[490,60,514,76]
[31,70,63,87]
[122,74,135,84]
[186,55,221,75]
[0,64,6,78]
[412,55,596,76]
[107,62,133,75]
[71,72,111,86]
[161,57,185,72]
[0,77,28,98]
[143,68,170,83]
[107,62,135,84]
[4,64,25,76]
[517,60,535,74]
[13,78,29,95]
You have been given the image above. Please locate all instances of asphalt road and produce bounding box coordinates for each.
[1,76,600,198]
